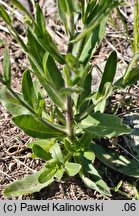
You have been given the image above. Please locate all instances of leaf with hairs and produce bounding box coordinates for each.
[3,168,54,198]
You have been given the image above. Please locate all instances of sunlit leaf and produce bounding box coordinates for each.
[92,144,139,178]
[79,113,131,138]
[3,168,54,198]
[3,48,11,86]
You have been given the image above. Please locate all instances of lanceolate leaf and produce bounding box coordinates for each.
[43,53,65,90]
[71,0,119,43]
[32,144,51,160]
[27,28,45,67]
[97,51,117,98]
[79,113,131,138]
[92,144,139,178]
[80,172,111,197]
[27,139,55,152]
[74,154,111,196]
[28,56,66,110]
[22,70,37,108]
[3,168,54,198]
[0,86,29,116]
[3,47,11,86]
[35,3,46,34]
[38,167,57,183]
[57,0,68,33]
[12,115,65,139]
[78,18,107,65]
[0,4,11,25]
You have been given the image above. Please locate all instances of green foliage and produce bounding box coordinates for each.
[0,0,139,199]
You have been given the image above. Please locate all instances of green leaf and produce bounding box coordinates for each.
[122,66,139,88]
[65,162,82,176]
[79,132,92,148]
[83,0,97,24]
[54,166,65,180]
[27,28,45,67]
[28,57,66,110]
[35,3,46,34]
[64,138,77,152]
[92,144,139,178]
[32,144,51,161]
[71,0,119,43]
[12,115,65,139]
[50,143,64,164]
[38,167,56,183]
[80,172,111,197]
[43,53,65,90]
[27,139,55,152]
[83,151,95,161]
[97,51,117,98]
[22,70,37,108]
[93,82,113,113]
[0,86,29,115]
[77,71,92,113]
[78,18,107,65]
[57,0,68,33]
[0,4,11,25]
[3,168,54,198]
[79,113,131,138]
[3,48,11,86]
[74,153,111,196]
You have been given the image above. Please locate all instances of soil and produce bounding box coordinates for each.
[0,0,139,200]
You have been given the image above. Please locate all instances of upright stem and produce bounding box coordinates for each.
[66,96,73,138]
[134,0,139,53]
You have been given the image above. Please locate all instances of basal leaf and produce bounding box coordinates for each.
[92,144,139,178]
[65,162,82,176]
[12,115,65,139]
[22,70,37,108]
[3,48,11,86]
[79,113,131,138]
[32,144,51,160]
[3,168,54,198]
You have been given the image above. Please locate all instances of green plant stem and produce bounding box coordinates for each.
[66,96,73,138]
[134,0,139,53]
[6,85,67,134]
